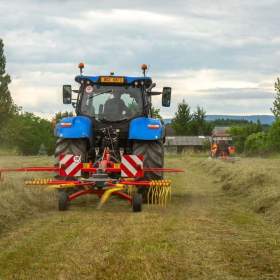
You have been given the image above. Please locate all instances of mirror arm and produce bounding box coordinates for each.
[143,101,149,116]
[148,91,162,96]
[143,94,150,116]
[146,82,156,92]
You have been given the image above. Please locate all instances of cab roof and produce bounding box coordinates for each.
[75,75,153,86]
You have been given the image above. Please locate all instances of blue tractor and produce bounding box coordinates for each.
[54,63,171,201]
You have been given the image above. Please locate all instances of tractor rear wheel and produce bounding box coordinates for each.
[132,141,164,202]
[55,138,88,164]
[54,138,88,194]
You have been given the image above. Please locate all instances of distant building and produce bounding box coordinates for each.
[212,127,232,142]
[212,126,230,137]
[164,136,210,153]
[165,124,175,136]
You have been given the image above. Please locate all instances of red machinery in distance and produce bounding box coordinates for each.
[210,126,236,159]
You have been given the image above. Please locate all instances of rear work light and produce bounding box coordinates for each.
[147,124,160,129]
[60,122,72,127]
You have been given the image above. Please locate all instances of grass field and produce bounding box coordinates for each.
[1,155,280,279]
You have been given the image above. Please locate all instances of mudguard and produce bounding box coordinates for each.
[129,117,164,141]
[55,116,93,139]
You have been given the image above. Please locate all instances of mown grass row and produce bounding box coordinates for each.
[1,154,280,234]
[196,157,280,224]
[0,156,56,233]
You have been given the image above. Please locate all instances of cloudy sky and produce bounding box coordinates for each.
[0,0,279,119]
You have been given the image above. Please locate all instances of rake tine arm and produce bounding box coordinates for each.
[0,167,59,173]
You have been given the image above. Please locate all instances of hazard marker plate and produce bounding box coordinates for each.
[59,154,82,177]
[121,155,144,178]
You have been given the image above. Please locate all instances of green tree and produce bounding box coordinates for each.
[190,106,213,135]
[151,106,162,120]
[211,118,249,126]
[244,132,268,156]
[52,111,74,124]
[230,122,263,153]
[0,39,15,129]
[267,119,280,152]
[3,112,55,155]
[171,100,192,135]
[271,78,280,119]
[38,143,47,155]
[193,106,206,131]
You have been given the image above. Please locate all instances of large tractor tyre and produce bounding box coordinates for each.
[55,138,88,164]
[54,138,88,193]
[132,141,164,202]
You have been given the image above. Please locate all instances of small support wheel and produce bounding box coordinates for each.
[58,190,69,211]
[132,193,142,212]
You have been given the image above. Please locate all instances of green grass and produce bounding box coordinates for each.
[0,147,18,156]
[0,156,56,233]
[0,155,280,279]
[198,157,280,223]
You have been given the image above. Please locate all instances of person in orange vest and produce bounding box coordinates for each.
[228,146,236,155]
[211,143,218,157]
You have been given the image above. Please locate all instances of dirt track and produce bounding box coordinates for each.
[0,156,280,279]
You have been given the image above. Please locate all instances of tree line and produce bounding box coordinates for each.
[0,39,56,155]
[170,80,280,156]
[170,101,213,136]
[230,79,280,155]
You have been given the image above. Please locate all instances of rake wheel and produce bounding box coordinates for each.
[58,190,69,211]
[132,193,142,212]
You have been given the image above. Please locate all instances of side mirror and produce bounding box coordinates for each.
[162,87,171,107]
[63,85,72,104]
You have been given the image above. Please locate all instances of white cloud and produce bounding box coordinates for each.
[54,9,179,31]
[0,0,279,118]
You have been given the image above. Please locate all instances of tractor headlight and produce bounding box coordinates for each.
[147,124,160,129]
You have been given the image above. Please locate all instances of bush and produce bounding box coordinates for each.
[230,122,263,153]
[244,132,268,156]
[243,119,280,156]
[2,112,55,155]
[267,119,280,152]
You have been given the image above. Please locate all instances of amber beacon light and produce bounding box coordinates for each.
[141,64,148,76]
[78,62,85,74]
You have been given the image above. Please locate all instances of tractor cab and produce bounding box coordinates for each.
[62,63,171,122]
[74,76,150,122]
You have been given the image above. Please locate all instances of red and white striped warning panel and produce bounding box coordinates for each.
[59,154,82,177]
[121,155,144,178]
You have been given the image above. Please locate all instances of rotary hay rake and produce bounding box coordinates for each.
[0,150,183,212]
